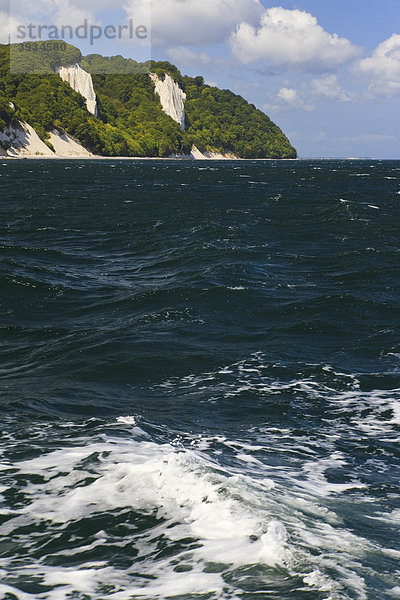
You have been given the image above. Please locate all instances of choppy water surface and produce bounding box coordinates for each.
[0,159,399,600]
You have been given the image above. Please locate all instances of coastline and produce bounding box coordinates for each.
[3,155,395,161]
[1,155,295,161]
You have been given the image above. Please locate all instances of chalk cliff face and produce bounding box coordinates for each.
[190,146,238,160]
[150,73,186,130]
[57,64,98,116]
[0,121,92,157]
[0,122,54,156]
[48,130,92,157]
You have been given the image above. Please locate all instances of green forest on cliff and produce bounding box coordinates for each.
[0,42,297,158]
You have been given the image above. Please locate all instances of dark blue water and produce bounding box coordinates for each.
[0,159,399,600]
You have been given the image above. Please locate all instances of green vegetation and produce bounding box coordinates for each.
[0,92,15,132]
[10,41,82,74]
[0,45,132,154]
[182,76,296,159]
[93,72,190,156]
[82,54,151,75]
[0,42,297,158]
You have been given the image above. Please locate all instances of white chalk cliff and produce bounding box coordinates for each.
[57,64,98,116]
[190,146,238,160]
[0,121,92,157]
[150,73,186,130]
[48,130,92,157]
[0,122,54,156]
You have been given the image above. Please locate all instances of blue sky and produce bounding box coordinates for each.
[3,0,400,158]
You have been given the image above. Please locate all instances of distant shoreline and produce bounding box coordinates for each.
[2,156,399,161]
[1,155,288,161]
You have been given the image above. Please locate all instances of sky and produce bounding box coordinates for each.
[1,0,400,158]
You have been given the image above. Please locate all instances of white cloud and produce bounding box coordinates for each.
[353,34,400,97]
[265,86,315,112]
[124,0,263,46]
[0,0,26,44]
[9,0,117,35]
[310,74,353,102]
[166,47,232,73]
[6,0,150,50]
[278,87,303,105]
[265,74,353,112]
[0,0,10,44]
[230,7,360,73]
[167,47,212,68]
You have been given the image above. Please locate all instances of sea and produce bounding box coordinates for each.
[0,159,399,600]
